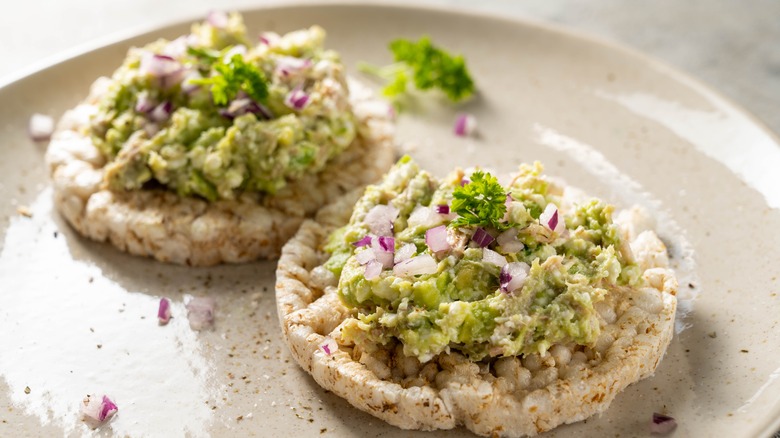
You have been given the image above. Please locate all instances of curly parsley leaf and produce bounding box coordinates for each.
[359,36,475,103]
[192,54,268,106]
[451,171,508,230]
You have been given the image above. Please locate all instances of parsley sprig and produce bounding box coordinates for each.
[192,53,268,105]
[451,171,509,230]
[359,36,475,103]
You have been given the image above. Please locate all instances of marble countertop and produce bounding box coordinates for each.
[2,0,779,136]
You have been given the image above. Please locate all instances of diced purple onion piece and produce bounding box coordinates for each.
[500,262,530,293]
[276,56,312,76]
[284,87,310,111]
[99,396,118,422]
[259,32,280,46]
[375,251,394,269]
[319,337,339,356]
[206,10,229,28]
[81,394,117,426]
[407,206,442,229]
[355,249,376,265]
[134,93,156,113]
[352,235,372,247]
[482,248,507,267]
[364,260,383,280]
[162,36,189,59]
[377,236,395,252]
[364,204,400,237]
[453,113,477,137]
[471,227,494,248]
[394,243,416,264]
[503,194,513,222]
[139,53,184,88]
[28,113,54,142]
[185,297,216,331]
[435,204,450,215]
[157,298,171,325]
[370,237,395,268]
[425,225,450,253]
[460,178,470,187]
[221,98,273,120]
[650,413,677,435]
[393,254,438,277]
[539,203,565,233]
[149,101,173,123]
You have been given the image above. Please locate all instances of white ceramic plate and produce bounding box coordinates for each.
[1,3,779,437]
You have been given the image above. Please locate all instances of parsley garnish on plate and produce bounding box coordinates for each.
[193,54,268,105]
[359,36,475,103]
[451,170,509,230]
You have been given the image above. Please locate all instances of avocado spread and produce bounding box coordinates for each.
[324,157,643,362]
[90,12,357,200]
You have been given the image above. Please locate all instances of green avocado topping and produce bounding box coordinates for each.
[90,13,356,201]
[323,157,642,362]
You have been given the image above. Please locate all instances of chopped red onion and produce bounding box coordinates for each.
[276,56,312,76]
[319,337,339,356]
[259,32,281,46]
[220,98,272,120]
[364,204,399,236]
[460,178,470,187]
[206,10,229,28]
[139,52,184,89]
[503,194,513,222]
[482,248,507,267]
[162,36,189,59]
[81,394,117,427]
[149,101,173,123]
[394,243,416,264]
[185,297,215,331]
[355,249,376,265]
[134,92,156,113]
[28,113,54,142]
[453,113,477,137]
[407,206,442,229]
[352,235,372,247]
[393,254,438,277]
[425,225,450,252]
[364,260,383,280]
[650,413,677,435]
[157,298,171,325]
[496,228,524,253]
[500,262,530,293]
[471,227,494,248]
[435,204,450,215]
[540,203,566,233]
[370,236,395,268]
[377,236,395,252]
[284,86,310,111]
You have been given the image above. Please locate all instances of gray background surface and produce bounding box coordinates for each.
[3,0,779,136]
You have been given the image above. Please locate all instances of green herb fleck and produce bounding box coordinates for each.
[186,46,222,64]
[359,36,475,103]
[192,54,268,105]
[451,170,508,230]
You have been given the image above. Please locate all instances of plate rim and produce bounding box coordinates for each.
[2,1,779,435]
